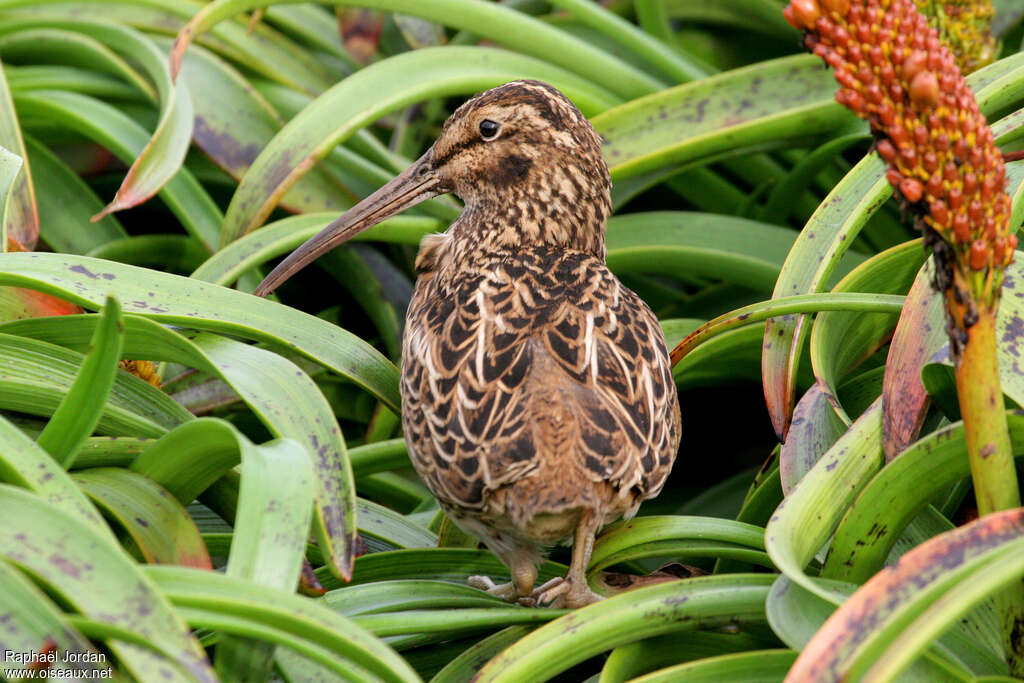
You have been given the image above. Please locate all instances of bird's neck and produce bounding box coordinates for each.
[450,192,608,259]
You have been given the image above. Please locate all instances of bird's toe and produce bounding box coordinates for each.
[467,575,519,601]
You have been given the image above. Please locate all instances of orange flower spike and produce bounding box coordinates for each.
[785,0,1016,308]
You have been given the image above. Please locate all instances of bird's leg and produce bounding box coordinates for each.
[535,510,603,608]
[468,551,538,603]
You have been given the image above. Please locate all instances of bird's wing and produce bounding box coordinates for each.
[401,250,680,511]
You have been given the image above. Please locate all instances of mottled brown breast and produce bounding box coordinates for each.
[400,246,680,523]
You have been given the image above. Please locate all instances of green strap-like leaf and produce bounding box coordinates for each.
[629,650,798,683]
[0,252,400,412]
[72,467,212,568]
[0,484,215,681]
[809,240,926,422]
[3,311,361,580]
[790,510,1024,682]
[36,294,123,467]
[0,559,108,678]
[25,134,127,254]
[823,412,1024,585]
[13,90,221,250]
[0,413,109,537]
[473,574,775,682]
[0,57,36,249]
[148,565,421,683]
[171,0,658,98]
[764,397,883,604]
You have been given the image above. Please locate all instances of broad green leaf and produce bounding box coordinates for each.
[171,0,659,99]
[162,37,356,214]
[316,549,566,591]
[823,412,1024,584]
[218,436,314,682]
[630,650,798,683]
[0,58,36,249]
[5,63,141,98]
[148,565,421,683]
[86,235,209,272]
[224,436,312,587]
[72,467,212,568]
[664,0,796,36]
[207,45,619,245]
[0,331,190,436]
[2,311,362,580]
[779,382,847,494]
[594,55,851,183]
[589,516,773,576]
[474,574,774,682]
[348,438,410,478]
[670,293,905,366]
[0,24,154,98]
[790,510,1024,682]
[0,0,334,93]
[605,212,798,293]
[14,90,221,250]
[546,0,705,83]
[0,253,400,412]
[430,626,534,683]
[759,133,868,225]
[356,498,436,549]
[36,294,122,467]
[0,140,21,245]
[809,240,926,421]
[25,135,126,254]
[764,575,972,681]
[191,213,442,287]
[764,397,883,603]
[0,413,108,535]
[325,580,507,617]
[0,484,214,681]
[353,608,564,640]
[0,559,108,678]
[598,631,781,683]
[881,259,946,460]
[0,17,195,218]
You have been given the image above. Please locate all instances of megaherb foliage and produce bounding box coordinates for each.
[0,0,1023,681]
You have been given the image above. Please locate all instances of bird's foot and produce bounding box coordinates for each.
[531,576,602,609]
[467,575,520,601]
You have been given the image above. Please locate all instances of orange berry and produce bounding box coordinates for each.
[902,51,928,81]
[787,0,821,29]
[954,212,971,242]
[969,240,988,270]
[900,177,924,202]
[909,71,940,108]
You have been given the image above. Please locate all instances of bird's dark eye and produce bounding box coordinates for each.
[479,119,501,140]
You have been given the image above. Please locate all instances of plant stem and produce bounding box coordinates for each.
[954,307,1024,675]
[954,309,1020,516]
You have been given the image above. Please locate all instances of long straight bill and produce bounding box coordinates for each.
[255,150,442,297]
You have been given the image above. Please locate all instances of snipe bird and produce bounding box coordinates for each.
[256,80,681,608]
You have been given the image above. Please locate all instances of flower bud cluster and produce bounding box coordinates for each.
[914,0,999,74]
[784,0,1014,301]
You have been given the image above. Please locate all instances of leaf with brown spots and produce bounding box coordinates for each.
[787,508,1024,682]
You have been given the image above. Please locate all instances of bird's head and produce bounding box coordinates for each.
[256,80,610,297]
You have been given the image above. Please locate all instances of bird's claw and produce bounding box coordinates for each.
[467,575,519,601]
[531,576,601,609]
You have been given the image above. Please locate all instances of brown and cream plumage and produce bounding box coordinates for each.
[257,80,681,608]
